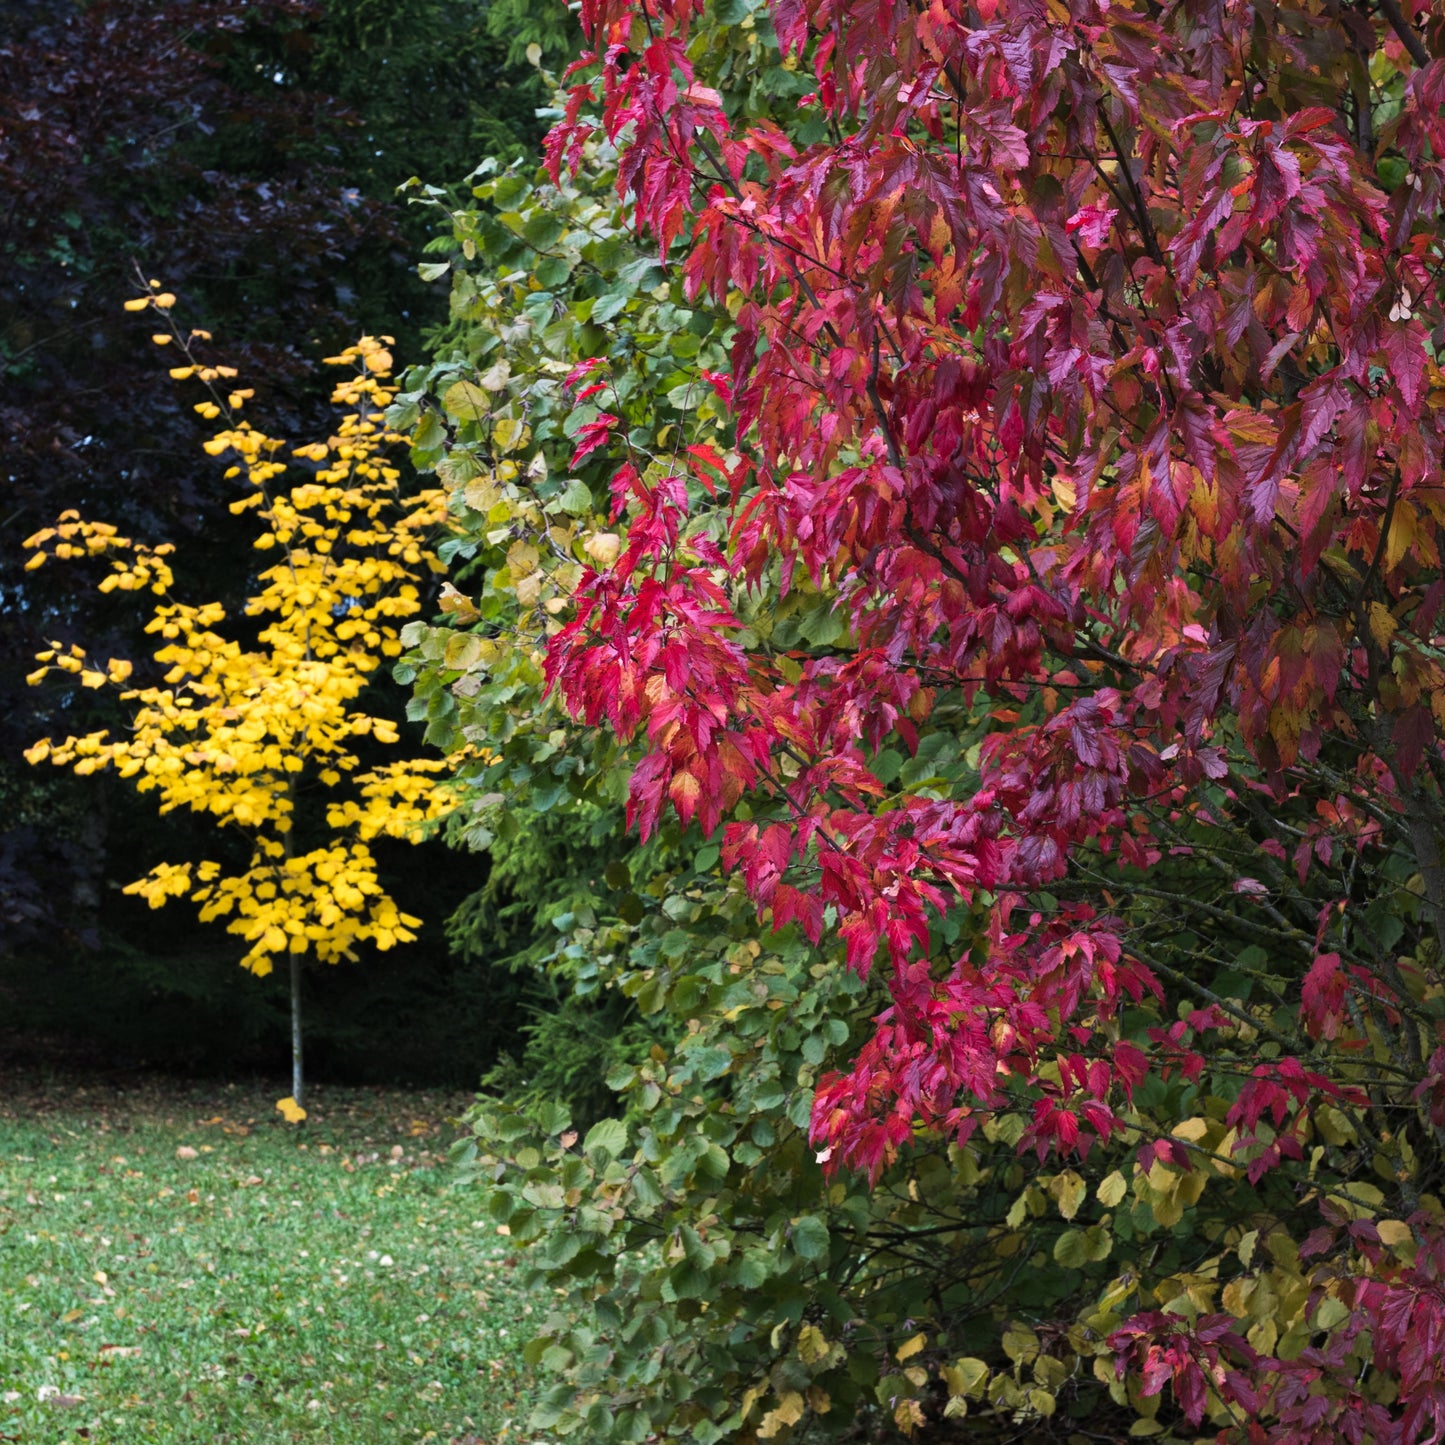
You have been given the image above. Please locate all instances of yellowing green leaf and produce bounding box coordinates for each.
[443,380,492,422]
[943,1357,988,1399]
[1001,1324,1039,1364]
[1027,1387,1056,1417]
[1050,1169,1087,1220]
[1097,1171,1128,1207]
[492,417,530,453]
[443,632,486,671]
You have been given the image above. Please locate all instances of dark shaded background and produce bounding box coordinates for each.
[0,0,571,1084]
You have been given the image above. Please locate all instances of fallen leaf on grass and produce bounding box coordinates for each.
[275,1097,307,1124]
[98,1344,141,1358]
[175,1146,198,1161]
[36,1386,83,1406]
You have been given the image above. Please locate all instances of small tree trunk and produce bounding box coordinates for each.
[290,948,304,1110]
[282,777,305,1111]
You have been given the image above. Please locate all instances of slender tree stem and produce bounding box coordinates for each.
[291,948,304,1110]
[1378,0,1430,68]
[284,776,304,1110]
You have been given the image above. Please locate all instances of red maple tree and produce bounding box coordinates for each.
[539,0,1445,1432]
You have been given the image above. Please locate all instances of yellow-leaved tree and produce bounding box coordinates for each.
[24,282,455,1114]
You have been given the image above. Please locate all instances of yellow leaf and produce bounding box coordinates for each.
[1385,503,1416,573]
[123,297,151,311]
[756,1391,805,1439]
[1171,1116,1212,1145]
[896,1331,927,1363]
[492,417,529,454]
[797,1324,830,1366]
[275,1097,307,1124]
[1377,1219,1414,1248]
[1368,601,1398,651]
[892,1398,925,1435]
[584,531,622,567]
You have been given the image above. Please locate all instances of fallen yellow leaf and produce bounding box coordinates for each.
[276,1096,308,1124]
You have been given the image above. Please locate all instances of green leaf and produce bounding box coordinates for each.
[411,411,446,452]
[559,478,593,515]
[791,1215,829,1261]
[522,1180,566,1210]
[591,291,629,323]
[583,1117,629,1158]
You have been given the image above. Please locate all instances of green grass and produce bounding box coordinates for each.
[0,1070,539,1444]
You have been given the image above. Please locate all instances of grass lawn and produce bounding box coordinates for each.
[0,1068,539,1444]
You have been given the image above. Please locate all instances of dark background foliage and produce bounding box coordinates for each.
[0,0,573,1085]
